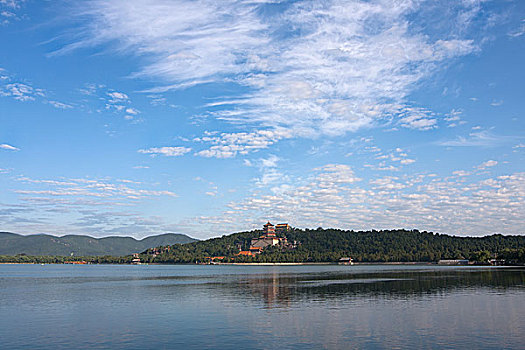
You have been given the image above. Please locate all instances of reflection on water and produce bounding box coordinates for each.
[0,265,524,349]
[221,267,525,309]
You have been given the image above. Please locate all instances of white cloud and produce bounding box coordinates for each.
[79,83,104,96]
[64,0,479,137]
[260,154,280,168]
[478,160,498,169]
[138,146,192,157]
[0,82,45,101]
[0,143,19,151]
[197,165,525,236]
[125,107,140,115]
[246,154,287,187]
[371,147,416,168]
[14,175,178,200]
[400,158,415,165]
[194,129,291,158]
[369,176,406,190]
[508,21,525,38]
[398,107,438,130]
[439,130,514,147]
[107,91,129,101]
[48,100,73,109]
[444,109,465,128]
[0,1,24,9]
[79,87,141,121]
[452,170,470,177]
[1,10,15,18]
[0,0,24,24]
[314,164,361,185]
[513,143,525,151]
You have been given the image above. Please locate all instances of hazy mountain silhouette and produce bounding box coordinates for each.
[0,232,197,256]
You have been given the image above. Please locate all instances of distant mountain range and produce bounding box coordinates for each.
[0,232,197,256]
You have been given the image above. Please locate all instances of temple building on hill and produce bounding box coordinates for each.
[238,221,293,256]
[250,222,289,250]
[237,221,297,256]
[263,222,276,236]
[276,223,290,234]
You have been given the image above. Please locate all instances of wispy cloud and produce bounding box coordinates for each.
[138,146,192,157]
[508,20,525,38]
[477,160,498,169]
[244,154,288,187]
[62,0,480,137]
[47,100,73,109]
[438,130,515,147]
[15,175,177,199]
[0,143,19,151]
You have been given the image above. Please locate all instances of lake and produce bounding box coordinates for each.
[0,264,524,349]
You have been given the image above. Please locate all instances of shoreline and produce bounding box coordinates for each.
[0,261,429,266]
[3,262,518,266]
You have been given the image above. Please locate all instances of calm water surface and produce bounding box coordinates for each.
[1,264,524,349]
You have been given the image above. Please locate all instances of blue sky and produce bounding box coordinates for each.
[0,0,524,239]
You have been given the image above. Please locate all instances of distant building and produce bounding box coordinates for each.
[338,257,353,265]
[250,221,288,252]
[275,223,291,234]
[437,259,469,265]
[238,250,256,256]
[204,256,226,264]
[251,236,281,249]
[131,253,141,265]
[263,222,276,236]
[239,221,293,256]
[488,259,505,266]
[205,256,225,261]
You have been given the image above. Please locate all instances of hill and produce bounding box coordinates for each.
[0,232,197,256]
[142,228,525,263]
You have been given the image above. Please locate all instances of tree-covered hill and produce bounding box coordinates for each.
[0,232,197,256]
[143,228,525,263]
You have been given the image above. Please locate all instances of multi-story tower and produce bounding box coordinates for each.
[276,223,290,234]
[263,222,276,237]
[239,221,292,256]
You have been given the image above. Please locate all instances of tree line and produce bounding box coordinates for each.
[141,228,525,264]
[1,228,523,264]
[0,254,133,264]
